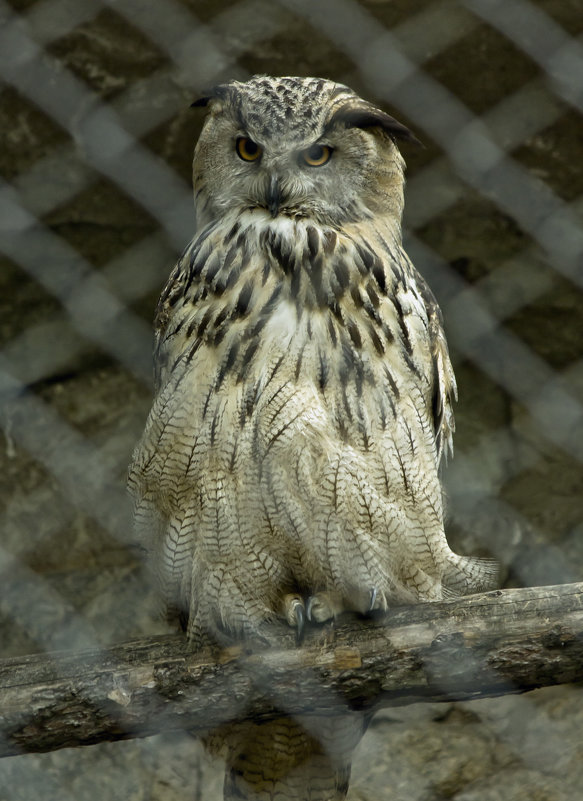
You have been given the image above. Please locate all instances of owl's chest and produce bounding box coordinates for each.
[162,217,432,405]
[260,289,431,397]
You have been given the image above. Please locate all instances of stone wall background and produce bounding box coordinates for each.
[1,0,582,798]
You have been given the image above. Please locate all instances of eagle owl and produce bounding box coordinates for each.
[129,76,495,800]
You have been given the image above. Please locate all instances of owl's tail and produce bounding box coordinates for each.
[442,553,499,597]
[210,714,365,801]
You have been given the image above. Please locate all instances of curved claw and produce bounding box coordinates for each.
[306,591,341,623]
[368,587,378,613]
[294,602,305,645]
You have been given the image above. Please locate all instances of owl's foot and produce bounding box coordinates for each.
[306,591,344,624]
[282,594,306,644]
[282,591,341,640]
[308,586,388,621]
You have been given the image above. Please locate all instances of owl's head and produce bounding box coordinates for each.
[191,76,418,230]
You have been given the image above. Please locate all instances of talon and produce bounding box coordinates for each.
[306,596,315,622]
[368,587,377,612]
[294,602,305,645]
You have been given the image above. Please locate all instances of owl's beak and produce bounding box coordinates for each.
[265,175,282,218]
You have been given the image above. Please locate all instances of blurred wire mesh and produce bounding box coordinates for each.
[1,0,582,799]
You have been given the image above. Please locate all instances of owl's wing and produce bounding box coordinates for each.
[152,250,191,393]
[414,272,457,464]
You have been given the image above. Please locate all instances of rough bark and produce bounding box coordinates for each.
[1,583,582,758]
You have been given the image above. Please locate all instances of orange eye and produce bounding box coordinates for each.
[236,137,262,162]
[301,144,332,167]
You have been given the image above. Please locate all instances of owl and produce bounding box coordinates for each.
[129,75,495,801]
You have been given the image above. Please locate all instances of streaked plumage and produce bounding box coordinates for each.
[129,75,495,801]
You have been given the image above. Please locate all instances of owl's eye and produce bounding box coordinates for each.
[236,137,262,162]
[300,144,332,167]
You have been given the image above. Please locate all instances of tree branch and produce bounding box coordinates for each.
[1,582,582,758]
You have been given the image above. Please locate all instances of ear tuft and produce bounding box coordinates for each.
[328,104,422,146]
[191,96,212,108]
[191,84,230,109]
